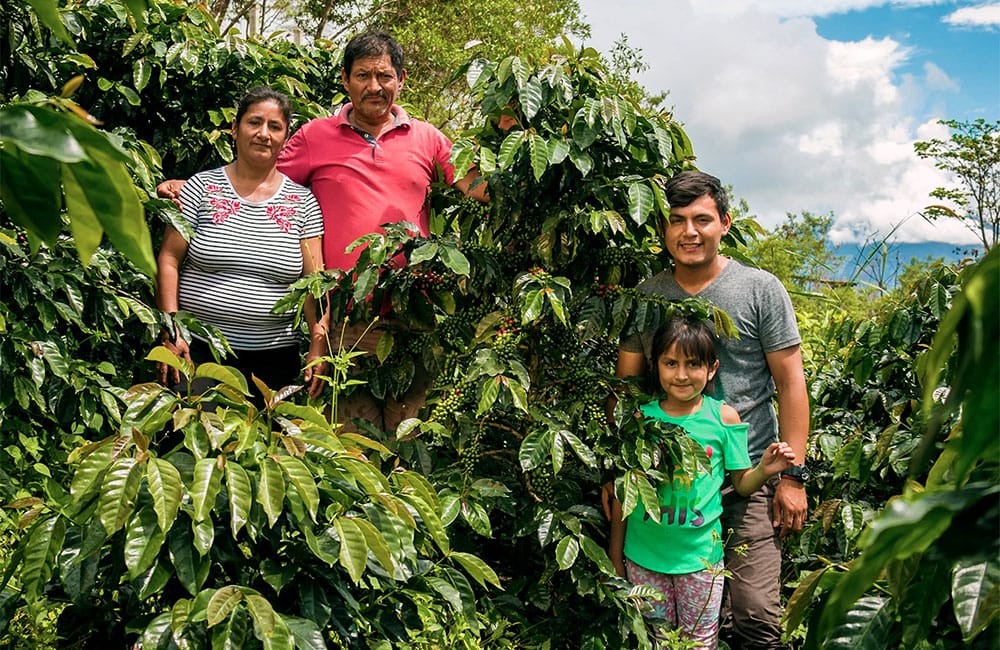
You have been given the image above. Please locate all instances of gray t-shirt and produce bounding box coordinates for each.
[619,259,801,462]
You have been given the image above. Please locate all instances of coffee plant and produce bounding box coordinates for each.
[3,0,997,647]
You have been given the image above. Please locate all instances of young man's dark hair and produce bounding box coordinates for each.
[342,31,405,77]
[664,170,730,219]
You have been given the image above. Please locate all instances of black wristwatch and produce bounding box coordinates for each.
[781,464,810,483]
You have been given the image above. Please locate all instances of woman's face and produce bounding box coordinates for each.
[232,99,288,165]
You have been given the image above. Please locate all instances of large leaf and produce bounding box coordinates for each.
[20,515,66,603]
[952,559,999,641]
[450,551,501,589]
[277,455,319,523]
[24,0,74,45]
[207,585,244,628]
[823,596,893,650]
[98,457,143,536]
[124,505,165,579]
[819,483,996,638]
[190,457,223,523]
[334,517,368,584]
[0,148,62,243]
[147,457,182,533]
[225,462,252,538]
[257,457,285,528]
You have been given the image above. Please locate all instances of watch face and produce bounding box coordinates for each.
[783,465,809,481]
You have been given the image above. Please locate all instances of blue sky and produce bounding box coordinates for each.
[575,1,1000,244]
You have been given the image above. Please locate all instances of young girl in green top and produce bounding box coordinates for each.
[608,316,795,648]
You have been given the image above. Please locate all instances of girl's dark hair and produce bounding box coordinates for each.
[234,86,292,132]
[650,316,719,392]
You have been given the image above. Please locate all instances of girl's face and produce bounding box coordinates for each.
[656,342,719,405]
[232,99,288,165]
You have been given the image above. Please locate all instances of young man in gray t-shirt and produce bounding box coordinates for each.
[606,171,810,649]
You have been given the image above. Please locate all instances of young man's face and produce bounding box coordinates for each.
[661,193,732,270]
[341,54,405,126]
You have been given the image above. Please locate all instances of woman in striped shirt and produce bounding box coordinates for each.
[156,86,327,401]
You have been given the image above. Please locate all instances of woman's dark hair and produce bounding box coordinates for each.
[343,31,404,77]
[234,86,292,132]
[650,316,719,392]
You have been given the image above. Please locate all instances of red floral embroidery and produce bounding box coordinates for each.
[284,193,302,203]
[204,183,224,193]
[267,204,297,233]
[209,197,241,224]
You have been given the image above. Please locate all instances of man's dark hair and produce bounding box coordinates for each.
[234,86,291,132]
[343,31,405,77]
[664,170,730,219]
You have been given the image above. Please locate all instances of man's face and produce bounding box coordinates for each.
[660,193,732,270]
[342,54,405,125]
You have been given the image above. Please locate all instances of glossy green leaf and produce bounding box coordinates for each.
[147,346,194,382]
[571,106,597,149]
[98,457,142,536]
[284,616,326,650]
[334,517,368,584]
[190,457,222,522]
[476,376,500,416]
[352,517,395,574]
[225,462,252,537]
[555,535,579,571]
[400,491,450,554]
[0,105,86,162]
[207,585,244,627]
[168,522,210,596]
[626,181,654,225]
[194,362,250,394]
[952,559,999,641]
[520,77,543,120]
[579,534,615,575]
[124,505,165,579]
[277,455,318,523]
[519,429,550,471]
[0,148,62,243]
[246,594,293,650]
[21,515,66,603]
[497,131,525,170]
[440,244,471,276]
[824,596,892,650]
[191,516,214,556]
[147,457,182,533]
[24,0,74,45]
[257,457,285,528]
[450,550,501,589]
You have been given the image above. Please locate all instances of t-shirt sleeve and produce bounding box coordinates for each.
[299,190,324,240]
[178,172,206,232]
[278,125,311,187]
[757,276,801,352]
[721,423,752,470]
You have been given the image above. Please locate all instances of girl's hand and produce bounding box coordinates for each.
[760,441,796,475]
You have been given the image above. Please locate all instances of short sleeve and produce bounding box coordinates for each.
[721,423,752,471]
[299,190,323,240]
[178,172,206,231]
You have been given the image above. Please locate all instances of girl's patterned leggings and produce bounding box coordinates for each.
[625,558,724,649]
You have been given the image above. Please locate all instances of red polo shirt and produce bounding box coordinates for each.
[278,104,456,270]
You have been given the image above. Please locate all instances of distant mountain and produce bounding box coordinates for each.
[830,242,980,285]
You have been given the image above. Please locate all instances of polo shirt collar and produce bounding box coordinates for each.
[335,103,411,134]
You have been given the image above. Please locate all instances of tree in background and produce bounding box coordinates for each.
[742,211,843,296]
[914,118,1000,252]
[204,0,590,132]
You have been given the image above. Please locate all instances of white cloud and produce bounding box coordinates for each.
[924,61,961,91]
[575,0,983,245]
[944,3,1000,27]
